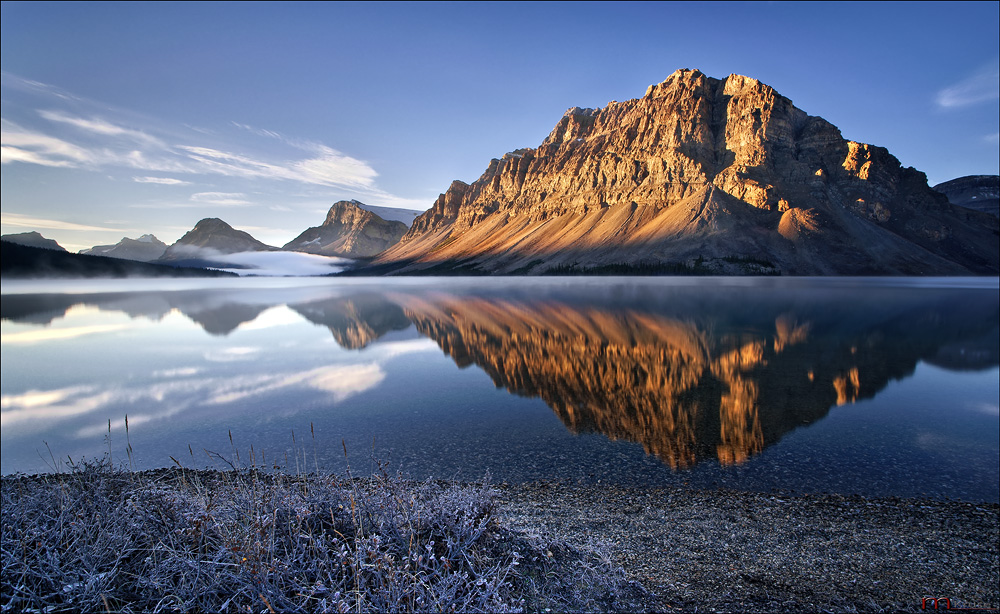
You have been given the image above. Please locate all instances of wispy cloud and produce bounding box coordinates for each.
[38,110,166,147]
[176,144,377,189]
[204,346,262,362]
[1,119,191,173]
[0,385,116,428]
[2,324,129,345]
[294,145,378,188]
[936,60,1000,108]
[1,119,94,167]
[1,212,131,233]
[190,191,252,206]
[229,123,380,189]
[134,176,191,185]
[2,75,417,207]
[204,363,384,405]
[232,122,282,140]
[2,361,385,432]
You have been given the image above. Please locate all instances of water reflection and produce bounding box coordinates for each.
[394,288,998,468]
[290,294,412,349]
[3,279,996,476]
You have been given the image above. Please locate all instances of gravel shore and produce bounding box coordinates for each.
[494,483,999,613]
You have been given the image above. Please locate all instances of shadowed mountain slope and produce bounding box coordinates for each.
[934,175,999,218]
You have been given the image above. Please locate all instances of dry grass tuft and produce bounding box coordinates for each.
[1,456,645,613]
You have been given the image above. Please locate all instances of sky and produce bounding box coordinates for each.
[2,1,998,253]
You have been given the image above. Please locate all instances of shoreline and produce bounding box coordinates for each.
[495,482,999,612]
[3,467,996,612]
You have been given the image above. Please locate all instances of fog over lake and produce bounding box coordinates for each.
[2,277,997,502]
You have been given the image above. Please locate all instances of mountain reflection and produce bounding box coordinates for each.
[1,289,411,344]
[289,294,411,349]
[394,287,998,469]
[3,281,997,470]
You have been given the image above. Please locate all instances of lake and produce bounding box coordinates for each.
[1,276,997,502]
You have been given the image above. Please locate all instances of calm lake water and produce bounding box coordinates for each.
[2,277,998,502]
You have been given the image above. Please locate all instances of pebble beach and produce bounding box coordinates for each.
[496,483,999,612]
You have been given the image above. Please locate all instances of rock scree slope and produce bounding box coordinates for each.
[371,69,999,275]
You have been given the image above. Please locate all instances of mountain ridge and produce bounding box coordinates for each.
[370,69,999,276]
[81,234,167,261]
[1,231,67,252]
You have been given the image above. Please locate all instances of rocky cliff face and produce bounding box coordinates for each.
[283,200,408,258]
[933,175,999,218]
[160,218,277,261]
[81,234,167,261]
[375,69,999,275]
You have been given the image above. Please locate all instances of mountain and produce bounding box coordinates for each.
[159,218,278,265]
[283,200,408,258]
[933,175,999,218]
[1,240,235,279]
[1,231,66,252]
[80,234,167,261]
[370,69,999,276]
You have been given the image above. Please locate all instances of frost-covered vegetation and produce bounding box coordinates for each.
[1,458,643,613]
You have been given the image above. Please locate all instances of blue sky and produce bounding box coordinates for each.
[2,1,998,252]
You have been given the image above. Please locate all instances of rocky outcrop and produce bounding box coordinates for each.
[933,175,999,217]
[81,234,167,261]
[374,69,999,275]
[160,218,278,261]
[283,200,408,258]
[1,231,66,252]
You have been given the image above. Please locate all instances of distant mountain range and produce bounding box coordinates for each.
[0,240,236,279]
[0,201,415,277]
[5,69,999,277]
[80,234,167,261]
[2,231,67,252]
